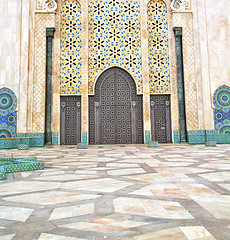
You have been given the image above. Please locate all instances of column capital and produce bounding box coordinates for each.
[173,27,182,36]
[46,28,55,38]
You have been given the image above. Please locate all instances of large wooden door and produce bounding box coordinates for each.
[150,95,172,143]
[60,96,81,145]
[89,67,143,145]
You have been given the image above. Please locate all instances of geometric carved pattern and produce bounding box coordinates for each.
[173,13,199,130]
[150,94,172,143]
[33,14,55,132]
[213,85,230,134]
[148,0,170,93]
[60,0,82,94]
[88,0,142,94]
[89,67,143,144]
[0,88,17,138]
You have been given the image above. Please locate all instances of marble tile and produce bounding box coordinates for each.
[107,163,140,168]
[180,226,216,240]
[131,183,216,199]
[0,181,61,196]
[219,184,230,191]
[49,203,95,220]
[62,178,133,192]
[20,172,33,178]
[61,218,147,233]
[34,174,99,181]
[199,163,230,170]
[74,170,98,175]
[0,206,33,221]
[38,233,87,240]
[113,197,193,219]
[1,145,230,239]
[0,234,15,240]
[200,171,230,182]
[122,227,187,240]
[107,168,146,176]
[4,191,100,205]
[191,195,230,219]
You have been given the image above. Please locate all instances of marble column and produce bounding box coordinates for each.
[140,0,151,144]
[81,1,89,144]
[45,27,55,145]
[173,27,187,143]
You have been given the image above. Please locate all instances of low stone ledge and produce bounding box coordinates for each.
[205,141,216,147]
[148,141,159,148]
[77,143,88,149]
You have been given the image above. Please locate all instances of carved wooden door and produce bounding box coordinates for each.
[150,95,172,143]
[89,67,143,145]
[60,96,81,145]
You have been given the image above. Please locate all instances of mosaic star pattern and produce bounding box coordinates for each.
[0,88,17,138]
[88,0,142,94]
[213,85,230,134]
[1,145,230,239]
[60,0,82,94]
[148,0,170,93]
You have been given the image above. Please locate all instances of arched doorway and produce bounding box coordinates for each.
[89,67,143,145]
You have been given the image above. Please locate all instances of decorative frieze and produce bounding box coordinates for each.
[36,0,57,12]
[171,0,191,12]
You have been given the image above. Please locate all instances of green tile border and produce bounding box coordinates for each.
[187,130,230,144]
[0,157,44,180]
[0,132,60,149]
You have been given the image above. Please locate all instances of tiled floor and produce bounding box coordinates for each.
[0,144,230,240]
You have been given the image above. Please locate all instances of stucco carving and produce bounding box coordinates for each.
[36,0,57,12]
[171,0,191,11]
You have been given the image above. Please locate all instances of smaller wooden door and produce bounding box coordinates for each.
[150,95,172,143]
[60,96,81,145]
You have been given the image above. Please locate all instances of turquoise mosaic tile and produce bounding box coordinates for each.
[187,130,205,144]
[0,157,44,180]
[173,130,180,143]
[52,132,59,146]
[187,130,230,144]
[145,130,151,144]
[82,132,87,144]
[213,85,230,135]
[0,87,17,138]
[77,142,87,149]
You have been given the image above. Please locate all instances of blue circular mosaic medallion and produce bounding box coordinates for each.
[220,125,230,134]
[8,115,16,124]
[213,85,230,109]
[217,90,230,107]
[0,129,12,138]
[0,93,13,110]
[0,88,17,115]
[216,112,223,120]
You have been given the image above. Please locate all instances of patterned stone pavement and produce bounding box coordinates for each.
[0,144,230,240]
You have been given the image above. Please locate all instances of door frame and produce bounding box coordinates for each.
[60,96,81,145]
[150,94,172,143]
[89,67,144,145]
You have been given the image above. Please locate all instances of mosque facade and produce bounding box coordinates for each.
[0,0,229,147]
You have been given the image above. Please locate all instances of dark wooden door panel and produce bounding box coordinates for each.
[60,96,81,145]
[89,67,143,145]
[150,95,172,143]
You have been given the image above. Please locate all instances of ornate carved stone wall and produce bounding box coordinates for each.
[172,12,199,131]
[33,13,55,133]
[88,0,143,94]
[148,0,171,94]
[60,0,82,94]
